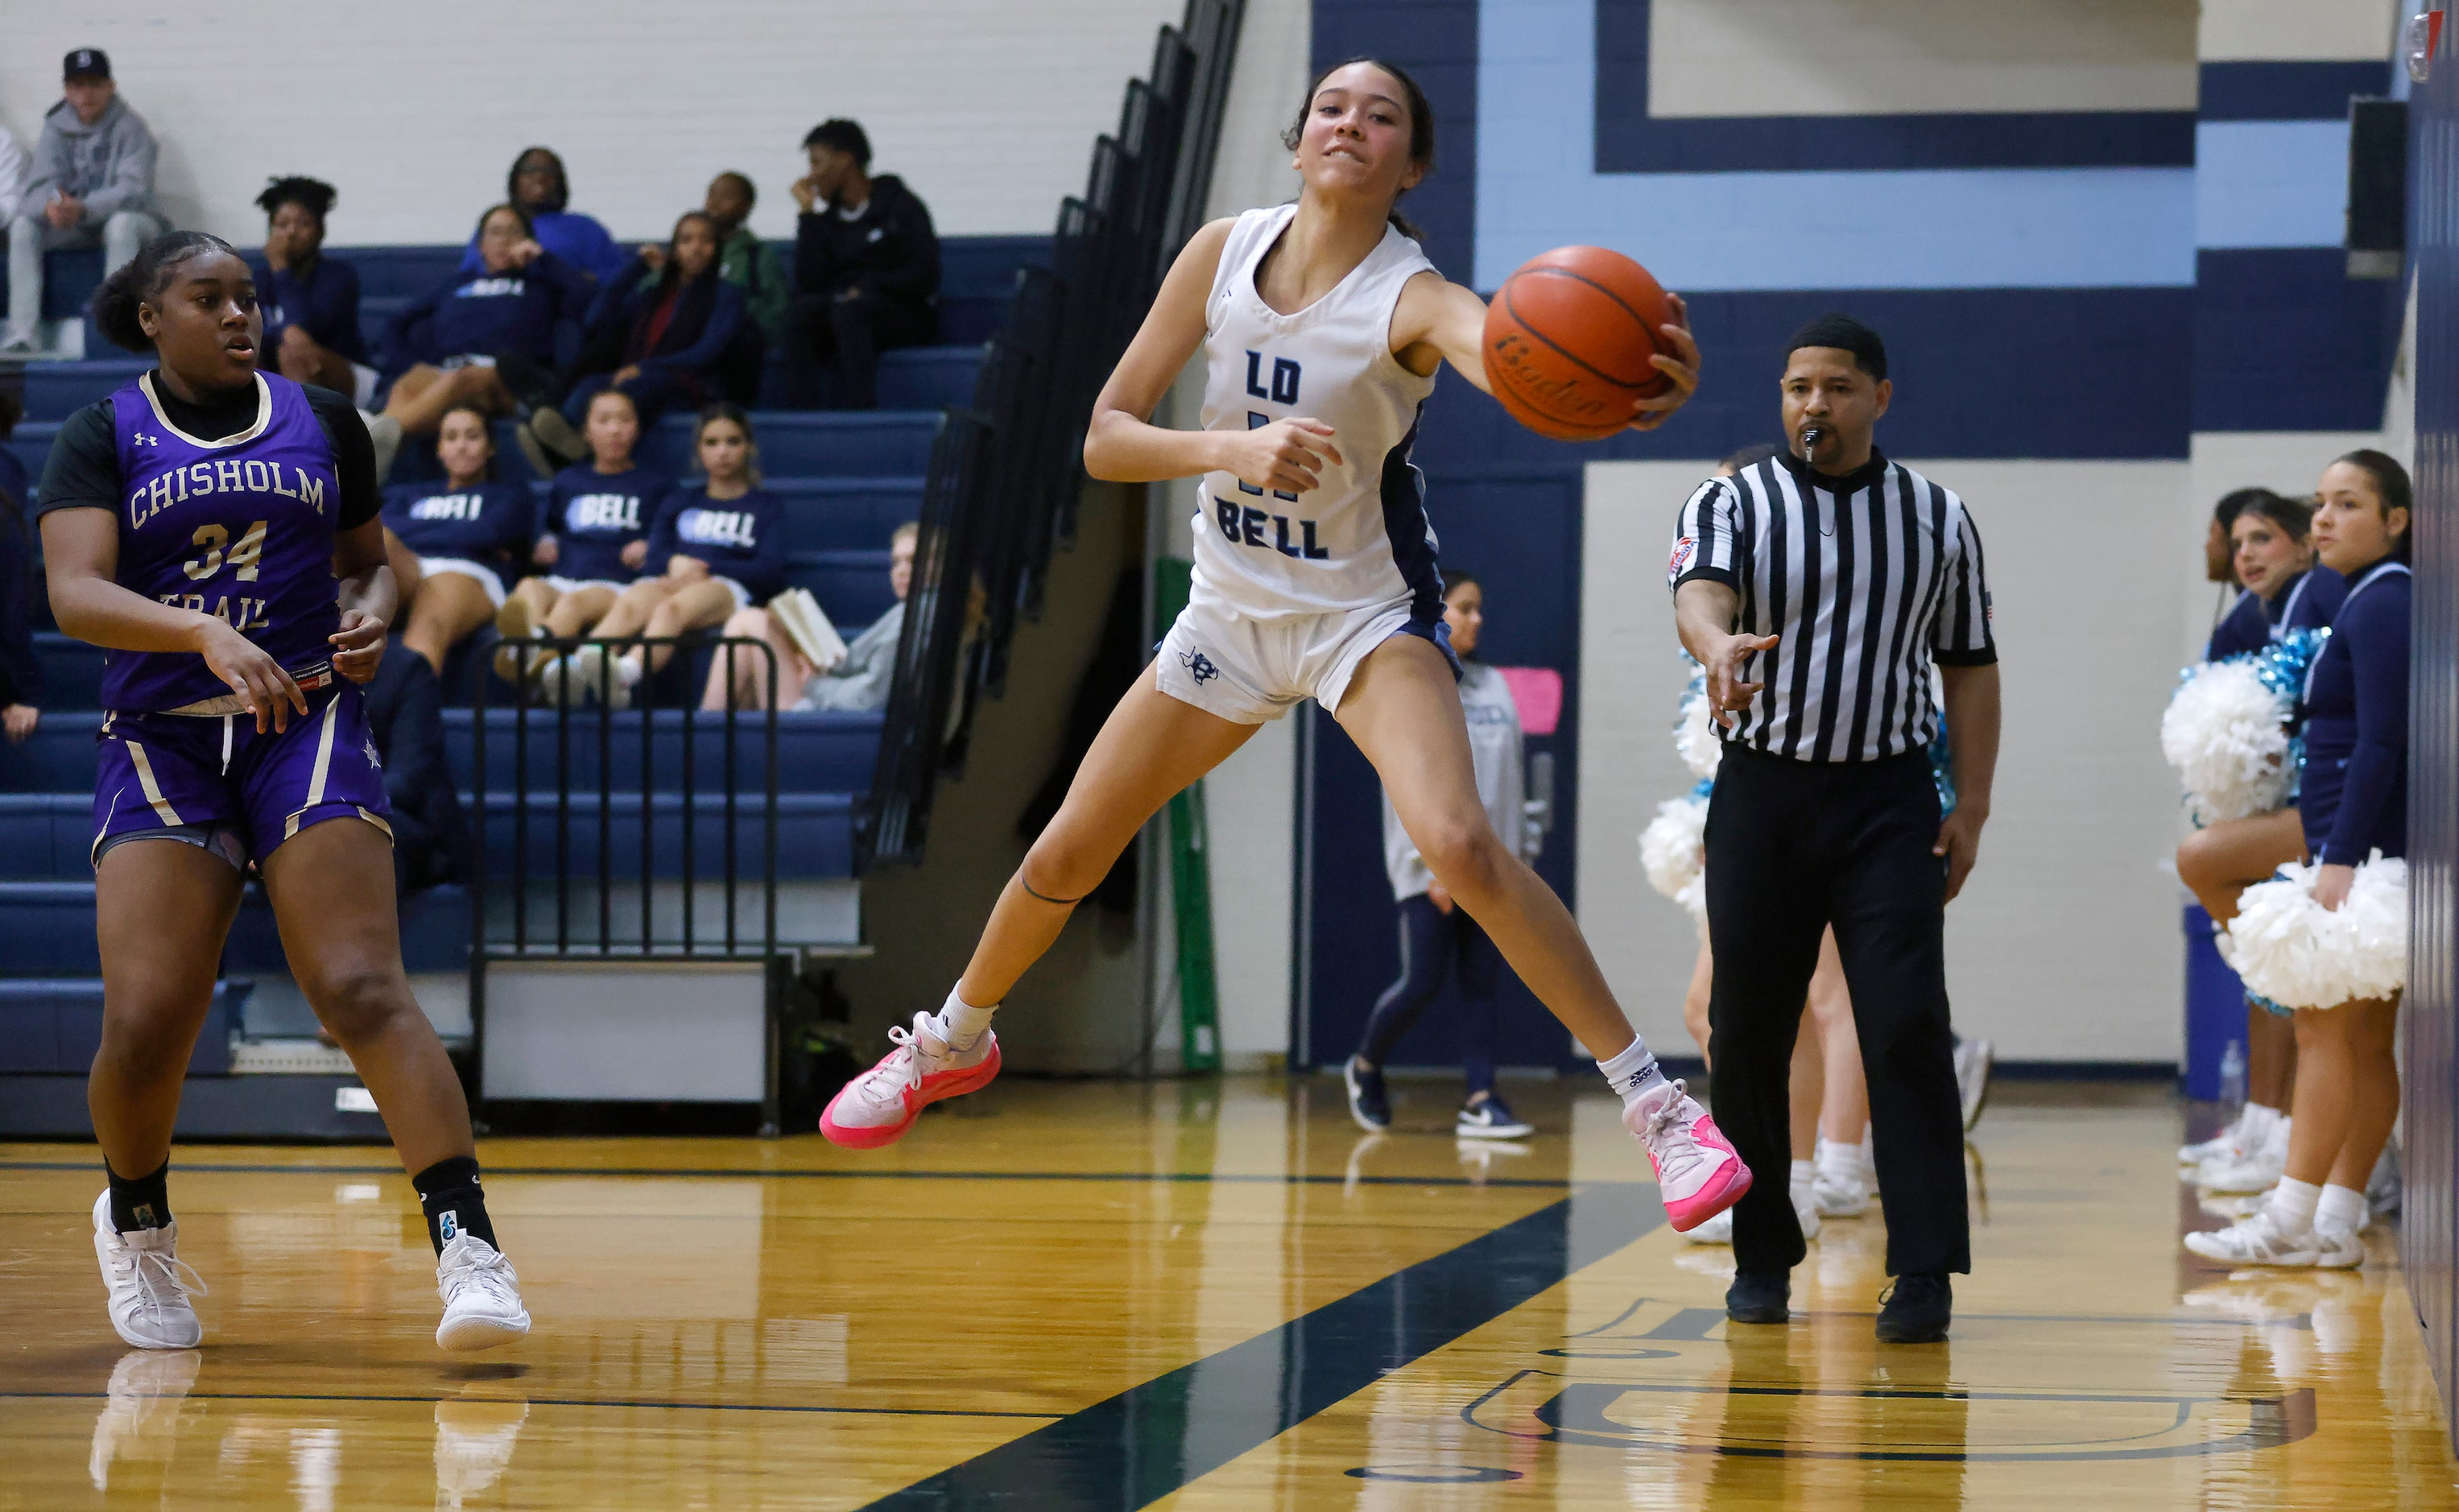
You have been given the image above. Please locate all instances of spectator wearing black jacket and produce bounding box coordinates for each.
[0,391,39,742]
[785,119,939,409]
[523,211,746,469]
[363,638,472,897]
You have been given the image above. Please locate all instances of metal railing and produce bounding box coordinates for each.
[861,0,1246,868]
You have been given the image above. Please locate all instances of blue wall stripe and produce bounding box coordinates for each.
[1597,0,2192,173]
[1482,0,2196,291]
[862,1184,1659,1507]
[2196,120,2355,248]
[2199,60,2391,122]
[2192,249,2399,433]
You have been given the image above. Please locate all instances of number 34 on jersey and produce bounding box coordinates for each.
[160,518,273,630]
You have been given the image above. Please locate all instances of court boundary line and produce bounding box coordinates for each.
[4,1390,1058,1419]
[856,1181,1663,1509]
[0,1159,1572,1189]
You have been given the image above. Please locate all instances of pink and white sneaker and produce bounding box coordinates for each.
[820,1012,1001,1149]
[1627,1080,1752,1232]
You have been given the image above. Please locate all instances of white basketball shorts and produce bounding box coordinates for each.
[1155,593,1452,724]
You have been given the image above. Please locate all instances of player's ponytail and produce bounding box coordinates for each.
[91,230,240,353]
[1283,57,1436,242]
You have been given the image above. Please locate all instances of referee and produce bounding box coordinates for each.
[1668,314,2001,1343]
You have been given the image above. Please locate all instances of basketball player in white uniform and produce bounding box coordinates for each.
[820,58,1751,1229]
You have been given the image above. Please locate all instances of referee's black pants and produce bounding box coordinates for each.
[1704,742,1969,1280]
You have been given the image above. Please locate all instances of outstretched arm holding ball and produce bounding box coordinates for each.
[1391,270,1699,432]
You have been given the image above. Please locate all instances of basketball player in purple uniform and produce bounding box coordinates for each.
[35,232,530,1353]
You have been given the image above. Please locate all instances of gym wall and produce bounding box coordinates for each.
[0,1,1184,246]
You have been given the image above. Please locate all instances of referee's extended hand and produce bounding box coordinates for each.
[1628,293,1700,432]
[1703,630,1778,727]
[1933,805,1985,903]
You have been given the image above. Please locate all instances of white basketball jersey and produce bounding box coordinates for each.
[1191,204,1441,621]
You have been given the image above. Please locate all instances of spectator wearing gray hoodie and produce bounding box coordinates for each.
[3,48,163,355]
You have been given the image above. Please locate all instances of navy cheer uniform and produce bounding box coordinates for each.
[644,485,786,608]
[2300,559,2410,865]
[37,371,390,868]
[381,479,532,604]
[2206,567,2343,661]
[543,463,668,589]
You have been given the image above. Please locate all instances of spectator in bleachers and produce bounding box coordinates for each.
[783,118,940,410]
[539,403,784,708]
[2,50,163,356]
[245,177,373,403]
[519,211,745,470]
[363,632,471,897]
[0,391,39,742]
[703,171,789,403]
[460,147,628,283]
[380,403,535,677]
[380,203,593,442]
[494,387,668,687]
[701,520,915,713]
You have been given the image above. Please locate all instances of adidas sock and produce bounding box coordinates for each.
[2267,1176,2322,1234]
[1597,1036,1668,1108]
[413,1156,499,1255]
[936,989,998,1050]
[2316,1183,2368,1234]
[106,1157,172,1233]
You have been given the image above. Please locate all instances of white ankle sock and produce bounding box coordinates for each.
[936,989,997,1049]
[1597,1037,1668,1107]
[2242,1103,2279,1143]
[2316,1183,2367,1234]
[1789,1159,1815,1199]
[1816,1137,1860,1186]
[2267,1177,2322,1233]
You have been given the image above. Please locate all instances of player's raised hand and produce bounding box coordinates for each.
[1629,293,1700,432]
[1219,418,1343,496]
[1704,628,1778,727]
[200,620,308,733]
[330,609,387,684]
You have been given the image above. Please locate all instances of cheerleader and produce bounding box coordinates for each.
[2188,452,2409,1267]
[2172,491,2342,1190]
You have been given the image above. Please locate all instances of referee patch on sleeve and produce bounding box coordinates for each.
[1668,535,1697,586]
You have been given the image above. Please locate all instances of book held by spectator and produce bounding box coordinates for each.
[769,588,848,675]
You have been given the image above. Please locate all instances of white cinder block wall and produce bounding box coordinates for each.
[0,1,1184,245]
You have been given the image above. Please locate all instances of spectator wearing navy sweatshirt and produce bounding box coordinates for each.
[784,119,940,409]
[494,386,669,688]
[380,403,536,675]
[523,211,745,470]
[245,177,372,400]
[381,202,593,442]
[459,146,628,283]
[0,391,39,742]
[542,405,784,709]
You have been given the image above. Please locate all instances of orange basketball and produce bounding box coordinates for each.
[1482,247,1675,442]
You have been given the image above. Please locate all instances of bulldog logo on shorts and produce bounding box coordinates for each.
[1668,536,1697,587]
[1180,650,1221,685]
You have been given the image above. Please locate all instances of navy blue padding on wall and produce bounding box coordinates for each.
[2193,250,2401,434]
[2199,61,2391,122]
[1594,0,2193,172]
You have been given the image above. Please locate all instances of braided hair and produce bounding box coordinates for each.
[91,230,242,353]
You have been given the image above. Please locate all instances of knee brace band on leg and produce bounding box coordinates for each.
[1019,872,1088,907]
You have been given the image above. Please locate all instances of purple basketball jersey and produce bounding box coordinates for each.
[105,373,343,712]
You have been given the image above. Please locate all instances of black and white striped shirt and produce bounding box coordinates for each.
[1668,449,1994,762]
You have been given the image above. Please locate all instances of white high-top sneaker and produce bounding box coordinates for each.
[91,1192,205,1350]
[436,1233,531,1351]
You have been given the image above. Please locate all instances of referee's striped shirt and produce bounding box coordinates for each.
[1668,448,1995,762]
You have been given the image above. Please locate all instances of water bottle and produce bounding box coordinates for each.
[2218,1039,2247,1112]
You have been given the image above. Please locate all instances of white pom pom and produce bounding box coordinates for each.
[2160,660,2292,824]
[1640,796,1709,925]
[2219,853,2407,1010]
[1675,689,1722,779]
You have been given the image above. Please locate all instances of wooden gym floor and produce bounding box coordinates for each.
[0,1076,2453,1509]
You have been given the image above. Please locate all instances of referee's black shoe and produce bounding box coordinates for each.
[1725,1270,1790,1325]
[1875,1274,1953,1343]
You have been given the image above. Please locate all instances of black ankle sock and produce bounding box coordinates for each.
[106,1158,172,1233]
[411,1155,498,1254]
